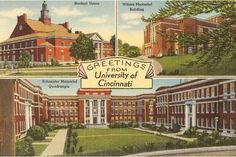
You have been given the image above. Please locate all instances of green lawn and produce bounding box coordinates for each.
[33,144,48,156]
[74,128,181,156]
[157,54,236,75]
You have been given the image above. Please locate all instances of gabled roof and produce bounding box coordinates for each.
[86,32,104,41]
[27,19,68,33]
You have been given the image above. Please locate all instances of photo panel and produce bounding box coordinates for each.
[1,78,236,156]
[118,0,236,75]
[0,0,115,77]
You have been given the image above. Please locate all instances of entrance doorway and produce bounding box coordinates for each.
[93,117,97,124]
[185,101,196,130]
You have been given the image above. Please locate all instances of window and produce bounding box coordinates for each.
[211,103,215,113]
[61,41,65,46]
[201,118,204,127]
[223,119,227,129]
[230,119,234,130]
[211,118,215,128]
[197,104,200,113]
[223,101,227,113]
[201,104,205,113]
[206,103,210,113]
[231,83,235,93]
[223,84,228,94]
[230,101,235,113]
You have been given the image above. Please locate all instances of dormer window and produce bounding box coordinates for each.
[19,25,23,31]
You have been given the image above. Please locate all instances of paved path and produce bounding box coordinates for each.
[41,129,67,156]
[134,128,196,142]
[136,55,163,76]
[124,145,236,156]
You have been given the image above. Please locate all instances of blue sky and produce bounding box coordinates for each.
[30,78,192,96]
[0,0,115,42]
[118,0,217,47]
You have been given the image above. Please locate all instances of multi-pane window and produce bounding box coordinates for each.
[223,101,227,113]
[211,103,215,113]
[230,101,235,113]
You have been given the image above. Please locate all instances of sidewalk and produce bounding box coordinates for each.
[124,145,236,156]
[134,128,196,142]
[41,129,68,156]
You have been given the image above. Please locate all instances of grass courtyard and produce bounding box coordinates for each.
[74,128,181,156]
[157,54,236,75]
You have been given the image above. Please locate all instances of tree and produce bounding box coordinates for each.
[127,46,141,58]
[19,51,31,68]
[118,40,141,57]
[110,34,116,55]
[69,32,95,61]
[142,0,236,68]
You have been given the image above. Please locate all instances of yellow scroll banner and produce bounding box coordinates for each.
[78,56,154,89]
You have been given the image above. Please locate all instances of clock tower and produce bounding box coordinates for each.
[39,1,51,25]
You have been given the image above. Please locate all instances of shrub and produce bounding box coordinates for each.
[183,127,198,138]
[78,146,83,153]
[157,124,167,132]
[144,142,155,151]
[108,122,130,128]
[16,136,35,156]
[171,123,181,133]
[122,145,134,154]
[142,123,157,131]
[50,58,60,66]
[27,125,46,140]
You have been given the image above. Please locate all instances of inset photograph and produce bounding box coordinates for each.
[1,78,236,156]
[0,0,115,77]
[118,0,236,75]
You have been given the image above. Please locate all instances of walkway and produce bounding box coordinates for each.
[134,128,196,142]
[41,129,68,156]
[124,145,236,156]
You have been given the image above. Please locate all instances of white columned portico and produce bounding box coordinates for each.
[98,99,101,124]
[89,99,93,124]
[25,101,33,130]
[185,101,196,130]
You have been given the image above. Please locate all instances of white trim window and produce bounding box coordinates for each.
[230,119,234,130]
[211,103,215,113]
[223,101,227,113]
[231,83,235,94]
[230,101,235,113]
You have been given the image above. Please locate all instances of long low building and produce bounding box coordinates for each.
[6,79,236,139]
[156,79,236,135]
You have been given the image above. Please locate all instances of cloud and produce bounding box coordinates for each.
[127,20,141,26]
[52,6,87,17]
[120,12,142,21]
[0,8,33,19]
[80,16,108,24]
[120,25,132,29]
[0,19,9,25]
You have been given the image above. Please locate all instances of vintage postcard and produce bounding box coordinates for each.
[0,0,236,156]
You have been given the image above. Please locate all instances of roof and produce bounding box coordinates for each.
[39,41,53,46]
[86,32,104,41]
[27,19,68,33]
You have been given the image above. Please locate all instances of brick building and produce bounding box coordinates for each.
[143,15,232,57]
[110,94,156,123]
[156,79,236,135]
[7,78,236,139]
[0,1,113,68]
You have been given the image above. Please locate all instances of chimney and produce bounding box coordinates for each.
[60,22,69,30]
[17,13,27,23]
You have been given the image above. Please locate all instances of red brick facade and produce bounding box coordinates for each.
[143,15,229,57]
[156,79,236,135]
[0,1,113,68]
